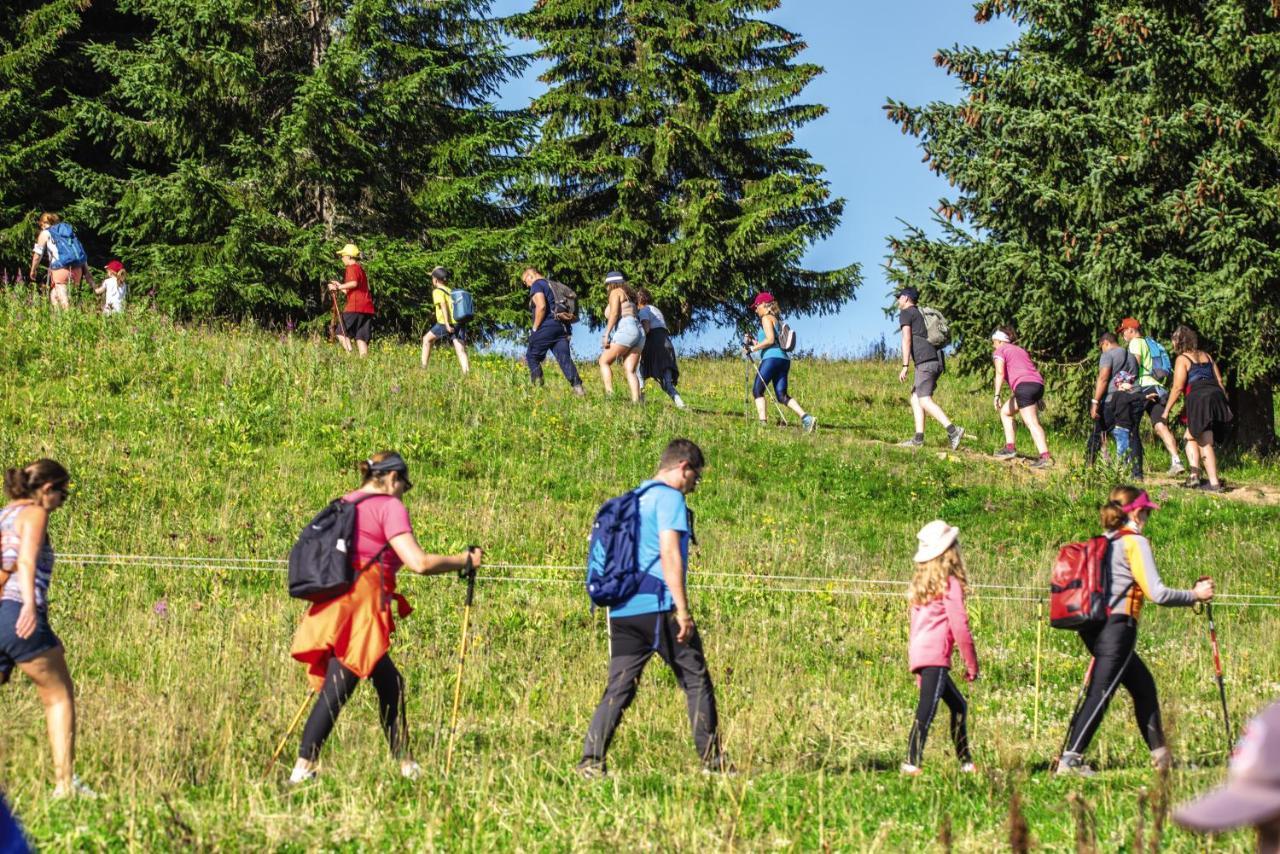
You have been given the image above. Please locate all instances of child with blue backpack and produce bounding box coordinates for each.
[579,439,730,777]
[29,213,93,312]
[421,266,470,375]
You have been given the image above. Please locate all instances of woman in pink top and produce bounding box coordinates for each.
[903,520,978,775]
[990,327,1053,468]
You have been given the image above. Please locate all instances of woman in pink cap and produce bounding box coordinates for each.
[743,293,815,433]
[989,327,1052,468]
[901,519,978,775]
[1057,485,1215,776]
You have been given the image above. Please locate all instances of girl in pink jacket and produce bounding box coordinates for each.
[902,520,979,775]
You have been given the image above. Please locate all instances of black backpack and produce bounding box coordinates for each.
[288,493,391,602]
[546,279,579,322]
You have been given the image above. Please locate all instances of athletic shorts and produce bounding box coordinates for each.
[1013,382,1044,409]
[912,360,943,398]
[0,602,61,683]
[1140,386,1168,426]
[429,323,466,344]
[342,312,373,343]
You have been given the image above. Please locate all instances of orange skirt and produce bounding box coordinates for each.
[290,568,412,691]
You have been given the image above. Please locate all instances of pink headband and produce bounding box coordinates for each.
[1121,490,1160,514]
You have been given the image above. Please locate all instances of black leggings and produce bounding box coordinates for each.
[1066,616,1164,755]
[907,667,971,765]
[298,655,406,762]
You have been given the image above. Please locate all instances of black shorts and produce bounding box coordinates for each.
[0,602,61,682]
[1140,386,1169,426]
[429,322,466,344]
[342,312,373,342]
[1012,382,1044,409]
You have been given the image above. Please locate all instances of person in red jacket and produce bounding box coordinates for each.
[328,244,374,357]
[902,519,979,775]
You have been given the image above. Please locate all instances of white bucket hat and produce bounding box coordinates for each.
[913,519,960,563]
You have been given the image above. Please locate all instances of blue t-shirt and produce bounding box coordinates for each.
[609,480,689,618]
[757,319,789,362]
[529,279,555,325]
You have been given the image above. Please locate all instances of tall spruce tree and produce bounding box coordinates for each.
[885,0,1280,450]
[64,0,527,330]
[512,0,858,331]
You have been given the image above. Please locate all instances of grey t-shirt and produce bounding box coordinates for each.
[899,306,939,366]
[1099,346,1137,401]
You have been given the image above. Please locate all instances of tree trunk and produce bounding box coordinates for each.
[1226,378,1277,455]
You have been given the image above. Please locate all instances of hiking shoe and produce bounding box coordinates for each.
[287,765,317,787]
[992,448,1017,461]
[1181,475,1203,489]
[900,763,922,777]
[702,756,738,777]
[571,385,586,397]
[801,414,816,434]
[1199,482,1224,493]
[1151,747,1172,773]
[673,394,686,410]
[960,762,977,774]
[575,759,607,780]
[897,437,925,448]
[400,760,423,781]
[1029,456,1055,470]
[1167,460,1186,477]
[53,776,98,799]
[1055,752,1095,778]
[948,426,965,450]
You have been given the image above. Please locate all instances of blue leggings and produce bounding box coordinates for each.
[752,358,791,404]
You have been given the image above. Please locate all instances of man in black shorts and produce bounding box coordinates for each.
[896,288,963,449]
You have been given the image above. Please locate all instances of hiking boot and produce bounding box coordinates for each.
[992,448,1017,461]
[900,762,922,777]
[1029,456,1055,470]
[1150,746,1172,773]
[576,759,607,780]
[801,414,816,434]
[1166,460,1186,477]
[52,775,98,799]
[897,436,925,448]
[1182,474,1203,489]
[948,426,965,450]
[1199,482,1224,493]
[702,755,738,777]
[1056,752,1095,778]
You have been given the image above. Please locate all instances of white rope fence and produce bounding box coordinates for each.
[55,553,1280,608]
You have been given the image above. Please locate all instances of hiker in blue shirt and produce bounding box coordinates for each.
[522,267,584,395]
[578,439,729,777]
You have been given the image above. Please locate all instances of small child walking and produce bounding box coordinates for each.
[94,260,127,314]
[903,519,979,775]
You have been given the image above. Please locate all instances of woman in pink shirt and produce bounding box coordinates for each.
[991,327,1053,468]
[903,520,978,775]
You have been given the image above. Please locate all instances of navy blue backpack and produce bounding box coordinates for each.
[585,483,671,608]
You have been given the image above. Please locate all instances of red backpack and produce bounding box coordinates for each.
[1049,532,1134,629]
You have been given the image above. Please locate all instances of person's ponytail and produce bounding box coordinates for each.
[1100,485,1143,531]
[4,459,69,500]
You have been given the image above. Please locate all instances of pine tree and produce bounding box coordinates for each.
[512,0,858,331]
[885,0,1280,450]
[66,0,528,330]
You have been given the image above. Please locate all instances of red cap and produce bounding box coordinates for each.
[104,260,125,273]
[1117,317,1141,333]
[751,292,776,309]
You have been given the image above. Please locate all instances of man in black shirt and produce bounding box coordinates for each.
[896,288,963,449]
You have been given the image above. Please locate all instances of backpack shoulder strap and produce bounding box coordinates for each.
[344,492,395,573]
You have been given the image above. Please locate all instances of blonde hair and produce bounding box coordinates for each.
[907,543,968,606]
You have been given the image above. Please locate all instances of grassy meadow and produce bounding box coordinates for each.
[1,297,1279,851]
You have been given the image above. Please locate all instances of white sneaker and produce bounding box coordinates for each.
[400,760,422,780]
[287,764,317,786]
[960,762,977,773]
[1167,460,1186,476]
[52,775,97,799]
[673,394,686,410]
[900,762,922,776]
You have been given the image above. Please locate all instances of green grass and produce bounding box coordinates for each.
[1,297,1279,851]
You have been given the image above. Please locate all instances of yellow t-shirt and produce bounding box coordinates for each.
[432,286,455,325]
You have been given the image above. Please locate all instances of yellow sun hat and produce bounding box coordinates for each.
[336,243,361,259]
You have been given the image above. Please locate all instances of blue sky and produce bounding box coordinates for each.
[490,0,1019,357]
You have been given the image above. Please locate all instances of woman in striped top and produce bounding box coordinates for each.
[1,459,94,797]
[1057,486,1214,777]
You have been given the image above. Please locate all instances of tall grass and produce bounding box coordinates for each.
[0,297,1277,850]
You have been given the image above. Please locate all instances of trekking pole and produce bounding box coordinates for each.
[445,551,478,775]
[263,689,316,780]
[1033,602,1043,743]
[1053,656,1095,772]
[1199,591,1233,756]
